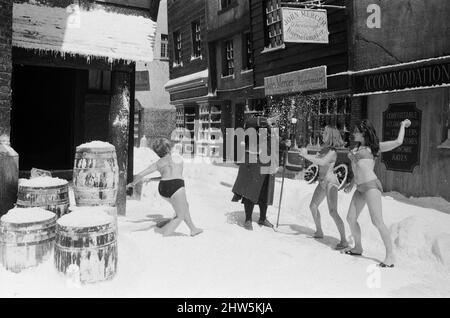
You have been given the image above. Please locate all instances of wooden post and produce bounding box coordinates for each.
[109,68,132,216]
[0,0,15,217]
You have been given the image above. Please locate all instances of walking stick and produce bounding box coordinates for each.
[276,149,288,228]
[275,118,297,229]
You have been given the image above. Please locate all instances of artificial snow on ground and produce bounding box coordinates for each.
[1,147,450,297]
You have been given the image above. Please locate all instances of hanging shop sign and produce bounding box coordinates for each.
[135,71,150,91]
[354,62,450,94]
[281,8,329,44]
[264,66,327,96]
[382,103,422,173]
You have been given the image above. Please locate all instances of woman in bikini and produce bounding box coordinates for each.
[127,138,203,237]
[343,119,410,267]
[298,126,348,250]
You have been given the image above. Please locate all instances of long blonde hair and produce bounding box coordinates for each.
[323,126,345,148]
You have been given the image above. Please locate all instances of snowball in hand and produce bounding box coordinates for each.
[403,119,411,128]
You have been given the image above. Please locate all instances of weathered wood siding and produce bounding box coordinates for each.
[367,88,450,201]
[352,0,450,71]
[250,0,350,91]
[167,0,208,80]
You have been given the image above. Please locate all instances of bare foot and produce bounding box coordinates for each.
[191,228,203,237]
[335,241,349,250]
[341,247,363,255]
[382,254,396,267]
[313,230,324,239]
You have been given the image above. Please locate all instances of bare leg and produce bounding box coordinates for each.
[326,185,348,248]
[345,191,366,254]
[364,189,395,266]
[164,187,203,237]
[160,216,183,236]
[309,184,326,238]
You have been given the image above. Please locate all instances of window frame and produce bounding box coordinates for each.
[264,0,284,50]
[222,39,235,77]
[242,32,254,71]
[173,30,182,67]
[191,20,202,59]
[161,34,169,60]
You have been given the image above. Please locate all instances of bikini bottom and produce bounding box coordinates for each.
[356,179,383,194]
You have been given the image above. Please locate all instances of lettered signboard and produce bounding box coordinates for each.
[381,103,422,172]
[281,8,329,44]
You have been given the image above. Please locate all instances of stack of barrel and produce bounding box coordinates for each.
[16,176,70,218]
[0,207,57,273]
[0,173,70,273]
[53,141,119,284]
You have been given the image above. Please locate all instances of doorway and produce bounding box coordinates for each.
[11,64,86,177]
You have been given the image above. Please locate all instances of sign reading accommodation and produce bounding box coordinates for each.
[354,62,450,94]
[281,8,329,44]
[264,66,327,96]
[382,103,422,172]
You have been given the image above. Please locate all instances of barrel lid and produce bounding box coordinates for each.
[57,207,114,228]
[76,141,116,152]
[1,207,56,224]
[19,176,68,188]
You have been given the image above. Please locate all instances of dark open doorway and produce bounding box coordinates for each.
[11,64,86,178]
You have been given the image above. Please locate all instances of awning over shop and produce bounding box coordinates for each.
[164,69,209,93]
[12,2,156,63]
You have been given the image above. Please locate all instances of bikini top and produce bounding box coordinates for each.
[316,146,337,167]
[348,146,375,163]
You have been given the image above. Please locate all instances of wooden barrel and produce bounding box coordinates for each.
[73,142,119,207]
[54,208,117,284]
[0,208,56,273]
[16,177,70,218]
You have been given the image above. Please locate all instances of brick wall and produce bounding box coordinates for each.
[0,0,12,139]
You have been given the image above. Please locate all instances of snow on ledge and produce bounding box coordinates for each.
[77,141,115,150]
[1,207,56,224]
[164,69,209,91]
[57,207,114,228]
[19,177,68,188]
[13,2,157,63]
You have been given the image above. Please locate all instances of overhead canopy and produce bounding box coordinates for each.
[13,2,157,63]
[164,69,209,93]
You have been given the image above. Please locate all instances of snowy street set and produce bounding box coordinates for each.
[1,0,450,300]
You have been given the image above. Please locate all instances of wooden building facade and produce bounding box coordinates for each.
[206,0,265,159]
[0,0,160,216]
[351,0,450,201]
[165,0,219,155]
[248,0,360,147]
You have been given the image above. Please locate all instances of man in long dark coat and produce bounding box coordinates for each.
[231,115,290,230]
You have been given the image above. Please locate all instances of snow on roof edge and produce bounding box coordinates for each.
[164,69,209,90]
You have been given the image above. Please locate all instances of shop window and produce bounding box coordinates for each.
[264,0,285,49]
[88,70,111,93]
[306,97,352,148]
[173,31,182,66]
[242,33,253,71]
[161,34,169,59]
[222,40,234,77]
[191,21,202,59]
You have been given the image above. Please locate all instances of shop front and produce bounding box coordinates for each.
[263,65,355,148]
[2,1,157,215]
[165,69,226,157]
[353,58,450,200]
